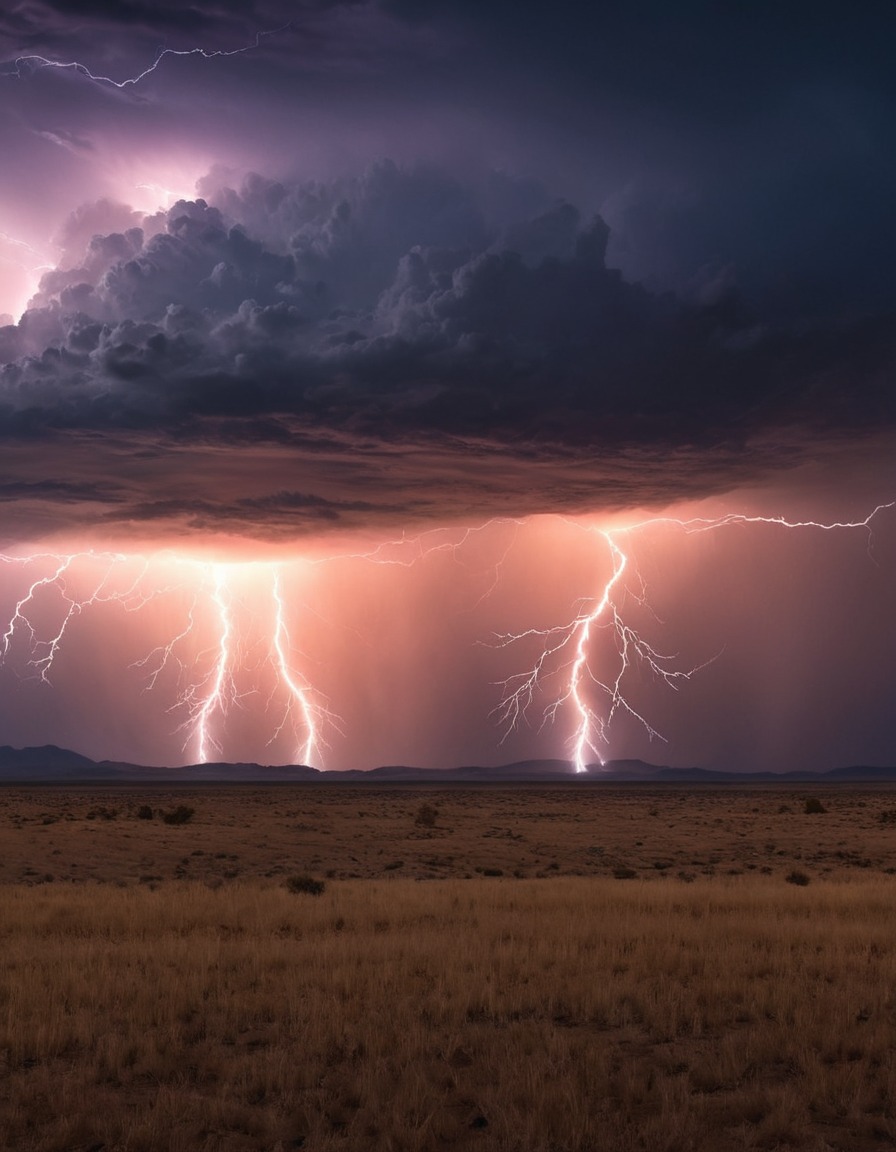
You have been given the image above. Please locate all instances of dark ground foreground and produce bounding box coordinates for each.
[3,785,896,1152]
[1,782,895,885]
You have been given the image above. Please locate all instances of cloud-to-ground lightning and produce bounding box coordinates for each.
[270,569,337,768]
[0,552,334,767]
[494,502,896,773]
[184,566,234,764]
[0,503,893,771]
[2,25,290,90]
[493,527,702,773]
[0,528,516,767]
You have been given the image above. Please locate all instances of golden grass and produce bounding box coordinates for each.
[3,876,896,1151]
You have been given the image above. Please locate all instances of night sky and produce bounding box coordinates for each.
[0,1,894,772]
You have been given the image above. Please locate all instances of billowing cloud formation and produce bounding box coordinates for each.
[0,3,894,775]
[0,161,894,545]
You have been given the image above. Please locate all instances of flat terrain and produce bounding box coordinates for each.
[3,785,896,1151]
[2,782,896,884]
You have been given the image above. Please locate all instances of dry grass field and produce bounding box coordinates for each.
[3,784,896,1150]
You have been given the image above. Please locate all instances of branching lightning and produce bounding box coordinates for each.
[2,26,290,90]
[0,527,515,767]
[270,570,338,767]
[185,566,235,764]
[1,502,893,772]
[0,551,333,767]
[494,502,896,773]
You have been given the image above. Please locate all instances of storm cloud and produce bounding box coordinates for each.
[1,161,893,542]
[0,1,894,773]
[0,0,894,545]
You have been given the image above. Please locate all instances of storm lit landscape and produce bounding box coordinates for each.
[1,0,895,1147]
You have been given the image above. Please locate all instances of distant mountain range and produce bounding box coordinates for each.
[1,745,896,783]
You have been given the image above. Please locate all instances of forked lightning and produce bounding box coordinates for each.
[494,503,895,772]
[3,26,289,89]
[1,503,893,770]
[0,553,332,767]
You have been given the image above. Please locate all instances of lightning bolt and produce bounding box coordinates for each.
[0,232,52,271]
[184,566,234,764]
[1,553,76,679]
[0,551,335,767]
[1,503,893,772]
[270,569,336,767]
[495,502,896,773]
[2,25,290,89]
[0,527,517,766]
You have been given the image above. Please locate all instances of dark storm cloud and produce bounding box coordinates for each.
[376,0,896,318]
[0,163,893,541]
[0,0,392,86]
[0,1,344,48]
[119,487,404,532]
[4,0,893,322]
[0,478,123,505]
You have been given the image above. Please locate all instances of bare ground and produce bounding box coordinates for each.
[1,782,895,885]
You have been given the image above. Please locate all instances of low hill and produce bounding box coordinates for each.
[1,745,895,783]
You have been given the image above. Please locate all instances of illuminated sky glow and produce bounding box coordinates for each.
[0,2,894,770]
[1,506,894,771]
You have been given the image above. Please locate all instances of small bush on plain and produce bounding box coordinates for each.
[804,797,827,814]
[161,805,195,825]
[415,803,438,828]
[786,870,811,886]
[286,874,326,896]
[136,805,154,821]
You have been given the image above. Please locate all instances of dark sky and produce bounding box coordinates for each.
[0,1,893,770]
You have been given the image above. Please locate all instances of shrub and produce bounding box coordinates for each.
[161,805,195,825]
[786,870,811,886]
[286,874,326,896]
[414,803,438,828]
[613,866,638,880]
[482,868,504,877]
[86,806,117,821]
[880,809,896,824]
[804,797,827,814]
[136,805,154,820]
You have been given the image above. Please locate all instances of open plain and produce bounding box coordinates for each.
[3,783,896,1151]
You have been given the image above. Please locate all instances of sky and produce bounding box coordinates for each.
[0,0,894,772]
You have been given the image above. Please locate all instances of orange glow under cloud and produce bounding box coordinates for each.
[2,505,895,772]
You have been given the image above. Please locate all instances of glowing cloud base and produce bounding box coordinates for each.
[0,502,893,770]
